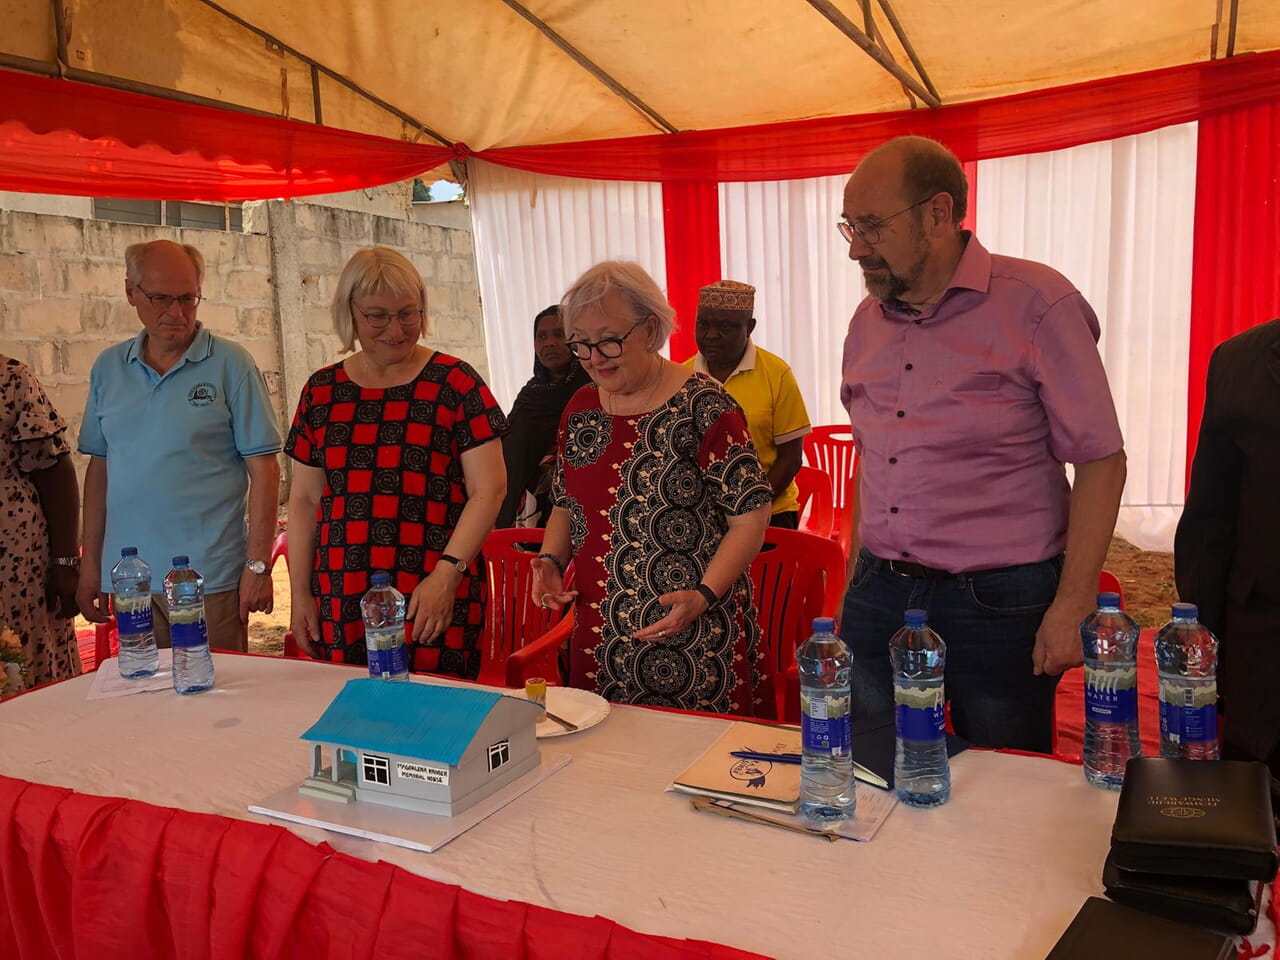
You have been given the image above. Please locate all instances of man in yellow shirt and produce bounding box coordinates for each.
[687,279,812,528]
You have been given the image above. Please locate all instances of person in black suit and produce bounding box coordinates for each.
[1175,318,1280,781]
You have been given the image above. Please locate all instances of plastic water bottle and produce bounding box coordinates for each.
[361,572,408,681]
[1155,602,1219,760]
[1080,592,1142,789]
[164,556,215,695]
[798,617,855,823]
[890,609,950,807]
[110,547,158,679]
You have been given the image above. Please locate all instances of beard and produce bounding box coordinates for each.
[860,221,931,301]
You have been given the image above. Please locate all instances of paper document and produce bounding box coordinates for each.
[703,780,899,842]
[87,650,174,700]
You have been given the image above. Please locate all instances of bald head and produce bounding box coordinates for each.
[851,136,968,226]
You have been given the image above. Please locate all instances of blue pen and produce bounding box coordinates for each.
[729,750,802,765]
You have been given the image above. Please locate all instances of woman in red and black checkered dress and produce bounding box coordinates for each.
[285,248,507,679]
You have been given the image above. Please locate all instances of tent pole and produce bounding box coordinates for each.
[805,0,941,108]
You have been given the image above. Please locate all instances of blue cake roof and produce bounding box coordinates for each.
[301,678,532,766]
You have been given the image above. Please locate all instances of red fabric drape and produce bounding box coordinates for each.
[0,68,453,201]
[662,181,721,360]
[482,51,1280,181]
[0,774,766,960]
[1185,100,1280,485]
[4,50,1279,201]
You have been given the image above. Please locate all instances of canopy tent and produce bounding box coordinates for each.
[1,1,1279,553]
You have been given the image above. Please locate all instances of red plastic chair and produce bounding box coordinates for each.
[1098,569,1125,609]
[270,525,289,573]
[93,619,118,669]
[477,528,575,688]
[749,528,847,722]
[794,466,835,540]
[802,426,857,511]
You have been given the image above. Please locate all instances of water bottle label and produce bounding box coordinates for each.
[1084,666,1138,724]
[1159,680,1219,745]
[801,692,851,756]
[368,643,408,678]
[170,618,208,649]
[893,683,945,741]
[115,603,153,636]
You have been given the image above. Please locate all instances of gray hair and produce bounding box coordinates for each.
[331,247,428,352]
[559,261,675,352]
[124,240,205,287]
[876,136,969,226]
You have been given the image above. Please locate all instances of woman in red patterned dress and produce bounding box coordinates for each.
[531,262,775,716]
[285,248,507,679]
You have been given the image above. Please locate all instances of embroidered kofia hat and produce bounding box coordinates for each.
[697,279,755,312]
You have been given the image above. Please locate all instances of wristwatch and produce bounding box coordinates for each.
[244,558,268,575]
[439,553,467,573]
[53,556,80,568]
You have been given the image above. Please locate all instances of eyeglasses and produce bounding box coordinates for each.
[566,319,646,360]
[355,306,424,330]
[837,195,933,246]
[135,285,203,309]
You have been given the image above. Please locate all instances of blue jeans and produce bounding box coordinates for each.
[840,549,1064,753]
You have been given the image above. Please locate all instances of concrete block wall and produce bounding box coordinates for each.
[0,192,487,495]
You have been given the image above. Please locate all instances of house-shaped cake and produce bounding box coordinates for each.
[298,678,543,817]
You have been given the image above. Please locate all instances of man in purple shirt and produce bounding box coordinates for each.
[838,137,1127,753]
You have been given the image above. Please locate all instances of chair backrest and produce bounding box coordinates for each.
[794,466,835,539]
[479,528,574,686]
[270,525,289,573]
[802,426,858,515]
[1098,569,1125,609]
[749,529,847,719]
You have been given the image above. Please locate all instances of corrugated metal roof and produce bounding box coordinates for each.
[301,678,529,766]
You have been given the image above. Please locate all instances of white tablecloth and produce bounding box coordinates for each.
[0,653,1120,959]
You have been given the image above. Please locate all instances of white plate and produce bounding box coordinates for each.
[535,686,611,738]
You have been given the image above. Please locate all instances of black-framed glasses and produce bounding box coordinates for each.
[135,284,203,309]
[354,306,424,330]
[837,195,933,246]
[566,319,646,360]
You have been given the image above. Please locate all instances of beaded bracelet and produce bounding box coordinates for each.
[537,552,566,576]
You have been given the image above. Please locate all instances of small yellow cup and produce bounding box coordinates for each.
[525,677,548,721]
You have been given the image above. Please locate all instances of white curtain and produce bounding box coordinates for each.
[471,128,1198,551]
[467,159,667,409]
[977,123,1198,551]
[718,176,867,429]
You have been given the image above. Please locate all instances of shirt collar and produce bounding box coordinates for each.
[882,231,990,318]
[126,323,213,368]
[693,340,757,379]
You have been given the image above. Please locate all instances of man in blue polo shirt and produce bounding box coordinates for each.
[77,240,282,652]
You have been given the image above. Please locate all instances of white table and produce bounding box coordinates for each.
[0,653,1119,959]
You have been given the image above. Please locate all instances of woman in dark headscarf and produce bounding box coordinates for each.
[495,305,589,528]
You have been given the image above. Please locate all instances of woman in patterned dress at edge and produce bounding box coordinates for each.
[285,248,507,679]
[0,355,82,689]
[531,262,775,716]
[494,304,589,528]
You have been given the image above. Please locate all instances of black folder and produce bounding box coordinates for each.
[1045,897,1235,960]
[1111,757,1279,880]
[1103,852,1261,935]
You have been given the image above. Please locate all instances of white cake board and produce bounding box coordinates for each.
[248,753,571,853]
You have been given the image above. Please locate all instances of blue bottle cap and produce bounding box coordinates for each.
[1172,602,1198,619]
[121,546,138,557]
[371,571,391,587]
[811,617,836,633]
[904,608,927,628]
[1096,592,1121,608]
[172,555,189,566]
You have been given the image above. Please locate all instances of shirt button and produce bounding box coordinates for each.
[890,507,899,514]
[888,457,897,464]
[896,410,905,418]
[900,551,910,558]
[905,363,913,370]
[913,319,922,326]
